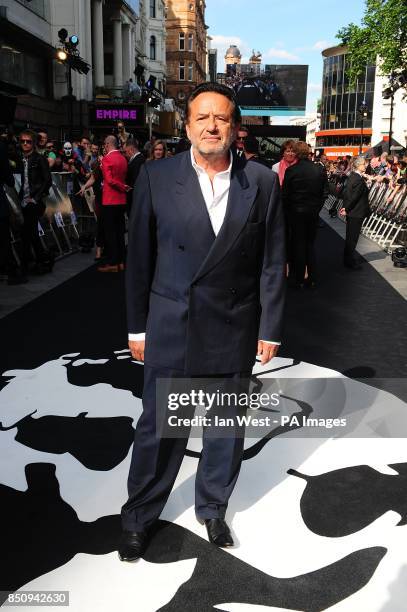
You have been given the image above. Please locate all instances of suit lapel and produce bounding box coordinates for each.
[192,159,258,282]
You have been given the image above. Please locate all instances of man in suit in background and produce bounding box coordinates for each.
[119,82,286,562]
[340,156,370,270]
[283,141,329,288]
[123,138,145,215]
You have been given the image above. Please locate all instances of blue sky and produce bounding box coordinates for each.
[205,0,366,113]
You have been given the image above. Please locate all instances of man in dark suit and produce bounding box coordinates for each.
[119,82,286,561]
[123,138,145,214]
[340,156,370,269]
[283,141,329,288]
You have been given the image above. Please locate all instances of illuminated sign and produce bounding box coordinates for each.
[89,104,145,126]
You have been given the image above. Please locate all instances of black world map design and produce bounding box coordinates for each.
[0,353,406,611]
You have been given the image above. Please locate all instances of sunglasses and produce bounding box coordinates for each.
[20,139,32,144]
[236,137,246,141]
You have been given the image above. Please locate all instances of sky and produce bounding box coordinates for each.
[205,0,366,114]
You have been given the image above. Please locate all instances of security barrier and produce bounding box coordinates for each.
[6,172,97,266]
[324,179,407,253]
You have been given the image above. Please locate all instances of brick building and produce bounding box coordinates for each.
[165,0,208,107]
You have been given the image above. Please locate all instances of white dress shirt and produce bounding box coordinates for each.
[129,148,280,346]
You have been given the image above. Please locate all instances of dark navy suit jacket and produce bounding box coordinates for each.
[126,150,286,375]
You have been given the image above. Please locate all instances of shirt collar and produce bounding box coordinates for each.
[190,147,233,179]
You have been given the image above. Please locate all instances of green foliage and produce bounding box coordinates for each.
[337,0,407,85]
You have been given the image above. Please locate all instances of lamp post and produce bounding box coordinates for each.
[358,100,368,155]
[55,29,90,140]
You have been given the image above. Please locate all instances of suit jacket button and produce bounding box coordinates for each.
[229,287,236,294]
[241,250,246,257]
[178,245,185,251]
[226,319,231,324]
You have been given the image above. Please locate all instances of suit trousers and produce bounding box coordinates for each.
[289,210,319,284]
[21,201,47,270]
[101,205,125,265]
[121,365,249,531]
[344,216,364,265]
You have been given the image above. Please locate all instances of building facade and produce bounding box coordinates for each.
[165,0,208,107]
[135,0,166,93]
[290,113,321,149]
[316,45,376,158]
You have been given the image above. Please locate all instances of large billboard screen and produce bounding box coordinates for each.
[219,64,308,115]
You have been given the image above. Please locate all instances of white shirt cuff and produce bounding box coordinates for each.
[128,333,145,341]
[128,334,280,346]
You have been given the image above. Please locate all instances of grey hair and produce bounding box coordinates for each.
[352,156,366,170]
[105,135,119,149]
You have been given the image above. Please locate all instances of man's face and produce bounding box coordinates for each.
[118,123,124,132]
[20,134,34,155]
[91,144,99,156]
[80,138,90,150]
[123,146,135,160]
[186,92,237,158]
[38,132,47,148]
[235,129,247,150]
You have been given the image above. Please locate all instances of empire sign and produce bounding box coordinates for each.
[89,104,145,126]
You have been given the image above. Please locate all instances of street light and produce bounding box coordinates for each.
[55,29,90,139]
[382,70,407,153]
[358,100,368,155]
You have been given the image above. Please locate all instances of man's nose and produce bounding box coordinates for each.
[206,115,217,132]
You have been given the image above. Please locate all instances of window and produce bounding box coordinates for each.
[188,33,193,51]
[188,62,193,81]
[150,0,156,18]
[179,32,185,50]
[179,62,185,80]
[150,36,156,60]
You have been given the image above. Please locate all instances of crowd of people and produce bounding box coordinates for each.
[0,123,191,284]
[1,116,406,288]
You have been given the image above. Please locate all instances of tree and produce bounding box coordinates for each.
[337,0,407,88]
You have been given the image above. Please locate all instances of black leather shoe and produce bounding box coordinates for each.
[118,529,149,562]
[204,519,234,547]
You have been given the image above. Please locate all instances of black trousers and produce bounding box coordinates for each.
[21,201,47,270]
[344,216,364,265]
[289,210,319,284]
[121,365,248,531]
[101,205,125,265]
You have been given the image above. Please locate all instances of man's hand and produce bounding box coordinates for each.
[129,339,145,362]
[257,341,279,365]
[339,207,347,216]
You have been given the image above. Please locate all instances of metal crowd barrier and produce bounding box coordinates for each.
[324,178,407,253]
[5,172,97,266]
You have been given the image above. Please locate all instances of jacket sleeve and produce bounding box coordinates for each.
[36,155,52,201]
[103,156,127,192]
[258,174,286,343]
[126,164,157,334]
[344,175,365,212]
